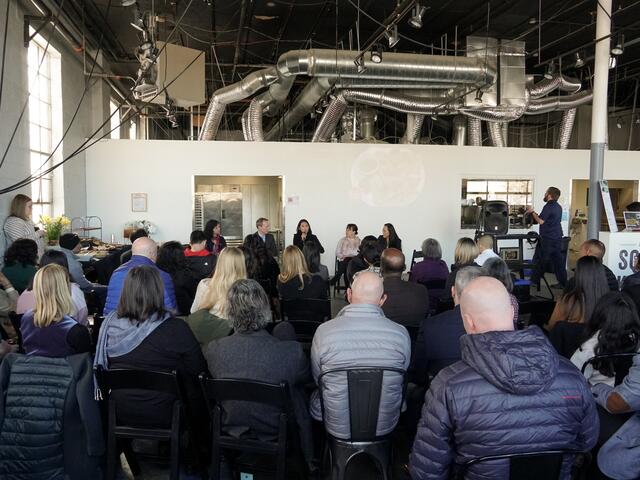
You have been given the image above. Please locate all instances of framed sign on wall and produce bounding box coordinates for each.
[131,193,148,212]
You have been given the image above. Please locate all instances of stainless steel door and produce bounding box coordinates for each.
[220,192,243,240]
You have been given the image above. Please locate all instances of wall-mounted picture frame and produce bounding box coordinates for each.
[499,247,520,262]
[131,193,148,212]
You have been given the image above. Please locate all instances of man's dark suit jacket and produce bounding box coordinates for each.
[253,232,278,258]
[382,276,429,328]
[410,305,466,385]
[205,329,313,462]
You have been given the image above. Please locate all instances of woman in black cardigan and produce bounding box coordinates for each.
[292,219,324,254]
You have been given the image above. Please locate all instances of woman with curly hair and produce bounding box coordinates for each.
[2,238,38,293]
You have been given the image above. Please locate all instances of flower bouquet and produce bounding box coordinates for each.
[40,214,71,244]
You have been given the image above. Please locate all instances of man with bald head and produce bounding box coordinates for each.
[380,248,429,327]
[410,277,598,480]
[310,271,411,440]
[104,237,177,315]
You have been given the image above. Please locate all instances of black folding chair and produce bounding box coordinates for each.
[199,376,302,480]
[95,367,185,480]
[410,250,424,269]
[581,352,638,386]
[287,320,321,352]
[281,298,331,323]
[333,258,349,297]
[8,312,23,353]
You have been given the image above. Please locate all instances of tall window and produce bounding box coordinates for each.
[110,99,120,139]
[460,179,533,229]
[28,31,62,221]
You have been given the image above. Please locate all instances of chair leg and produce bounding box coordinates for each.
[106,402,118,480]
[170,404,181,480]
[122,440,141,476]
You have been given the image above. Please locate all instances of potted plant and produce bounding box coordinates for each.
[40,214,71,245]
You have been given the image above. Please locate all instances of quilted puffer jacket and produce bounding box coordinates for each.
[409,327,598,480]
[0,353,104,479]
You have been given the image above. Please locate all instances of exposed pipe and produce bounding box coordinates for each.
[501,122,509,147]
[525,90,593,115]
[527,74,582,99]
[246,98,264,141]
[311,95,348,143]
[468,117,482,146]
[557,108,577,149]
[400,114,425,144]
[487,122,506,147]
[359,109,377,140]
[452,115,467,146]
[254,75,296,117]
[459,105,525,122]
[241,108,251,141]
[628,78,639,151]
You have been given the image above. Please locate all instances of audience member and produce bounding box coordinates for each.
[380,248,428,328]
[303,241,329,282]
[157,241,200,316]
[378,222,402,251]
[567,239,618,292]
[277,246,327,301]
[482,257,520,328]
[104,237,177,315]
[252,217,278,258]
[184,230,216,279]
[409,238,449,304]
[443,237,479,298]
[204,219,226,256]
[2,238,38,293]
[310,271,410,439]
[95,265,207,429]
[16,250,88,325]
[571,292,640,386]
[293,219,324,254]
[205,279,314,464]
[473,234,499,266]
[188,247,245,345]
[345,235,381,286]
[21,264,91,357]
[3,194,45,259]
[120,228,148,265]
[0,272,17,317]
[244,233,280,295]
[409,277,598,479]
[331,223,360,287]
[411,266,483,384]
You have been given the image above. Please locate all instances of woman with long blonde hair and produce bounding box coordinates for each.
[277,245,327,301]
[443,237,481,301]
[20,264,91,357]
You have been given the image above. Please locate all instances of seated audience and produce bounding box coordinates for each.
[567,239,618,292]
[21,264,91,357]
[184,230,216,280]
[346,235,381,286]
[310,271,410,439]
[380,248,428,328]
[378,222,402,251]
[243,234,280,297]
[473,234,499,266]
[443,237,479,299]
[17,250,88,325]
[409,238,449,304]
[120,228,148,265]
[188,247,245,345]
[303,241,329,282]
[411,266,483,384]
[204,219,226,256]
[592,355,640,479]
[157,241,201,316]
[482,257,520,328]
[331,223,360,286]
[3,193,45,259]
[56,233,101,292]
[0,272,18,317]
[293,218,324,254]
[2,238,38,293]
[104,237,177,315]
[571,292,640,386]
[205,279,313,464]
[95,265,207,428]
[277,246,327,301]
[409,277,598,479]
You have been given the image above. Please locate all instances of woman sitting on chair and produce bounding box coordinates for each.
[277,246,327,301]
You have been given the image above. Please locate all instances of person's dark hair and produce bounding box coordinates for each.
[547,187,561,201]
[40,250,69,270]
[190,230,207,244]
[204,220,220,240]
[242,234,270,279]
[130,228,148,243]
[117,265,167,321]
[482,257,513,292]
[360,235,382,266]
[156,241,188,275]
[626,201,640,212]
[346,223,358,235]
[226,279,272,332]
[303,241,322,274]
[59,233,81,251]
[296,218,313,236]
[565,255,610,324]
[584,292,640,378]
[383,223,400,246]
[4,238,38,267]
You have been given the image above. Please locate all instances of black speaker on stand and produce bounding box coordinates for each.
[477,200,509,236]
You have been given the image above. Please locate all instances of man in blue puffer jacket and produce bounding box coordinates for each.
[104,237,177,315]
[409,276,598,480]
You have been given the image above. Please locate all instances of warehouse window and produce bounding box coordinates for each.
[460,179,533,229]
[110,99,121,139]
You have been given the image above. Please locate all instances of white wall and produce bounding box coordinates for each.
[86,140,640,271]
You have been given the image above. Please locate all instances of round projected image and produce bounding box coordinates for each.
[350,147,425,207]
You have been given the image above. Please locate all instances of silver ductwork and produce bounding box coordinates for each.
[254,75,296,117]
[468,118,482,146]
[312,95,348,143]
[452,115,467,146]
[244,99,264,142]
[401,114,425,144]
[557,108,577,149]
[459,105,525,122]
[241,109,251,141]
[528,74,582,99]
[487,121,506,147]
[501,122,509,147]
[359,109,377,140]
[525,90,593,115]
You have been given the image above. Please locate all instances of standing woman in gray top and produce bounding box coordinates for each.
[3,194,45,259]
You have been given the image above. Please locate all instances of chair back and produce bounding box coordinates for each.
[8,312,23,353]
[95,366,181,398]
[288,320,321,346]
[318,367,406,442]
[199,376,290,412]
[418,278,446,291]
[281,298,331,322]
[548,321,585,359]
[581,352,638,386]
[410,250,424,269]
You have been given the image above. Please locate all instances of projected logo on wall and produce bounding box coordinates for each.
[350,147,425,207]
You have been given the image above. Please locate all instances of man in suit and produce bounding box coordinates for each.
[380,248,429,328]
[254,217,278,258]
[410,266,484,385]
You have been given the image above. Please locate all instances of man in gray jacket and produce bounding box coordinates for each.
[310,271,411,439]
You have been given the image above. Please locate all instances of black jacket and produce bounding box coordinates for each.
[205,236,227,255]
[292,233,325,254]
[277,275,327,301]
[382,276,429,328]
[185,254,216,281]
[378,235,402,251]
[253,232,278,258]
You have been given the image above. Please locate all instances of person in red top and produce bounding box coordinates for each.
[184,231,216,280]
[204,220,227,256]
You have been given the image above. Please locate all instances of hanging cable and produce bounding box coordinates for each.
[0,0,12,114]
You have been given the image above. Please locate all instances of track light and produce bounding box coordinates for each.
[616,117,623,129]
[385,25,400,48]
[574,52,584,68]
[408,4,427,29]
[611,34,624,56]
[544,61,556,80]
[609,56,617,69]
[354,56,366,74]
[370,45,382,64]
[475,89,483,104]
[122,0,136,6]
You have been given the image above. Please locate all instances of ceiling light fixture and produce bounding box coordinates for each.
[370,46,382,64]
[408,4,427,29]
[266,1,276,6]
[609,56,617,69]
[528,17,537,24]
[475,89,483,104]
[574,52,584,68]
[616,117,623,129]
[385,25,400,48]
[354,56,367,74]
[544,61,556,80]
[611,34,624,56]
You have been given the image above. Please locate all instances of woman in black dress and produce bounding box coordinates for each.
[292,219,324,254]
[378,223,402,251]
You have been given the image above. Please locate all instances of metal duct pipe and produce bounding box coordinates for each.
[360,109,377,140]
[459,105,525,122]
[336,79,458,90]
[400,114,425,144]
[525,90,593,115]
[254,76,296,116]
[277,49,497,84]
[311,95,349,143]
[468,118,482,146]
[528,74,582,98]
[241,109,252,141]
[246,98,264,141]
[452,115,467,146]
[198,67,278,140]
[487,121,506,147]
[501,122,509,147]
[557,108,577,149]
